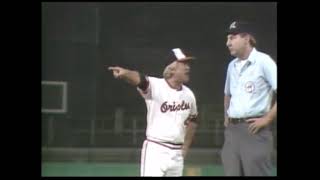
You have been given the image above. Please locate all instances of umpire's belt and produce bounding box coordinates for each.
[146,139,183,150]
[229,116,262,124]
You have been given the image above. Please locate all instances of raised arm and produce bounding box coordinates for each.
[107,66,141,86]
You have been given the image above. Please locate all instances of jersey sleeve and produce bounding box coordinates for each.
[188,91,198,123]
[137,76,158,100]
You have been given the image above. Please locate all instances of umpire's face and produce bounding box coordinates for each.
[226,33,250,57]
[174,61,191,83]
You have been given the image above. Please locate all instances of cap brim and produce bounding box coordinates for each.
[227,29,241,35]
[176,57,196,62]
[227,29,254,36]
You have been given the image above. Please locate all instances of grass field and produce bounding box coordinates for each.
[42,162,277,176]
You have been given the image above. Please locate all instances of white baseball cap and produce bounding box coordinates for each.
[170,48,196,62]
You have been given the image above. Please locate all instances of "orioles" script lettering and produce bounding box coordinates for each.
[160,101,190,113]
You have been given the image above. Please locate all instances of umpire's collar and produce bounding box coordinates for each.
[235,48,257,65]
[247,48,257,65]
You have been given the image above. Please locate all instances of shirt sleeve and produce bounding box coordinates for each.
[263,56,277,92]
[224,63,232,96]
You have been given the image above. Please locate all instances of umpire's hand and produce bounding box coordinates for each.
[246,117,269,134]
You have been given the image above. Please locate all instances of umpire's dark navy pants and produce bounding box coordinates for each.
[221,122,274,176]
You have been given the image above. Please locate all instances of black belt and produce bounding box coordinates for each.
[229,116,262,124]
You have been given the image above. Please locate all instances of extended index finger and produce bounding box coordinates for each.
[107,66,119,71]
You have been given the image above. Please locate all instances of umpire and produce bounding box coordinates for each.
[221,20,277,176]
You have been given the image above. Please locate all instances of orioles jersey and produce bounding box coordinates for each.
[137,76,198,144]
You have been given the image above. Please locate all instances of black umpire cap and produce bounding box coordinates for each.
[227,21,256,37]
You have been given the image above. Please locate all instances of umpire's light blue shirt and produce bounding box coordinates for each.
[224,48,277,118]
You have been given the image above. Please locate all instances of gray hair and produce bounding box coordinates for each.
[163,61,177,79]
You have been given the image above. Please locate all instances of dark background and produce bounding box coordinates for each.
[41,2,277,149]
